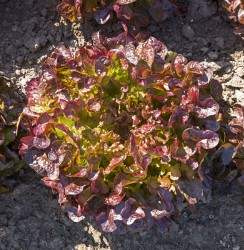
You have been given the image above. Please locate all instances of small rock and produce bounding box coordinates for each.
[235,67,244,78]
[215,37,225,49]
[47,34,55,43]
[41,8,48,17]
[235,90,244,102]
[15,69,21,76]
[24,35,47,53]
[220,240,225,247]
[16,56,24,64]
[208,62,221,72]
[201,47,210,53]
[55,32,62,42]
[5,46,13,56]
[182,25,195,41]
[38,35,48,47]
[233,247,240,250]
[208,51,218,60]
[225,66,232,74]
[24,39,41,53]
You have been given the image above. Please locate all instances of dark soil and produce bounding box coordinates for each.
[0,0,243,249]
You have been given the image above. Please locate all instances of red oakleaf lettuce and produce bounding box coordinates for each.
[57,0,185,27]
[0,76,25,194]
[19,31,242,233]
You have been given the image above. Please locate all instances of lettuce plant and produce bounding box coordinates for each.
[19,30,239,233]
[222,0,244,35]
[0,76,25,194]
[224,105,244,185]
[57,0,184,26]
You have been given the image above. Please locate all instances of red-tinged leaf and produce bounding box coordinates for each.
[42,178,58,189]
[47,147,58,161]
[66,167,88,177]
[104,193,125,206]
[193,97,220,118]
[55,122,71,134]
[124,207,145,225]
[232,104,244,120]
[56,45,73,61]
[25,78,44,102]
[33,136,51,149]
[92,31,106,51]
[68,212,85,222]
[130,134,142,168]
[30,153,60,180]
[93,177,110,194]
[124,43,139,65]
[103,155,125,175]
[168,107,189,128]
[87,98,102,112]
[65,183,88,195]
[176,179,205,204]
[77,187,94,205]
[167,76,183,89]
[138,124,155,134]
[186,158,199,170]
[198,63,213,86]
[173,54,187,76]
[114,172,137,194]
[150,209,169,220]
[100,209,117,233]
[88,170,100,181]
[64,203,85,221]
[96,212,107,226]
[210,144,235,175]
[146,146,171,163]
[136,43,155,68]
[33,123,48,136]
[187,85,199,104]
[185,61,203,75]
[20,136,34,146]
[157,188,174,212]
[57,182,66,203]
[18,143,29,156]
[210,80,223,101]
[204,118,220,131]
[182,128,219,150]
[94,8,113,24]
[145,37,167,55]
[120,198,135,218]
[113,4,133,20]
